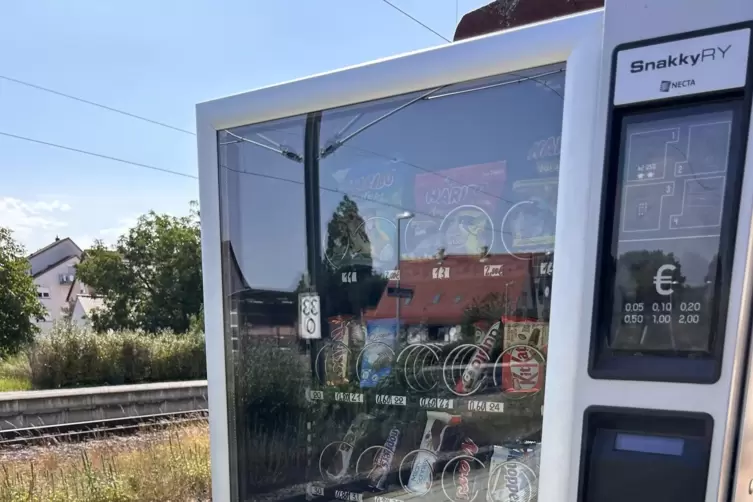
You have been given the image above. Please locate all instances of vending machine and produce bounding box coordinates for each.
[196,1,753,501]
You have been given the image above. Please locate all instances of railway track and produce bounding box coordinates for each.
[0,409,208,447]
[0,381,208,447]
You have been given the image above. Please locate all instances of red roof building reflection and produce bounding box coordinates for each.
[363,253,550,326]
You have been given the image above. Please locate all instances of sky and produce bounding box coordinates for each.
[0,0,491,255]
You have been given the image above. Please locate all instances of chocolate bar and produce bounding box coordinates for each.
[455,437,480,501]
[367,427,401,490]
[323,413,375,481]
[454,322,500,395]
[406,411,462,494]
[327,316,351,385]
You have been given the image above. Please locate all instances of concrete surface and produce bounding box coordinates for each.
[0,380,208,430]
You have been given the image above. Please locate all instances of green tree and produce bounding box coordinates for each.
[76,204,203,333]
[320,196,386,319]
[0,227,45,357]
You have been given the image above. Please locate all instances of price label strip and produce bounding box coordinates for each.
[334,392,364,403]
[305,389,325,401]
[419,397,455,410]
[467,400,504,413]
[375,394,407,406]
[306,483,325,498]
[334,490,363,501]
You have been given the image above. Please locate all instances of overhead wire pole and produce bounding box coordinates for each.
[303,112,324,392]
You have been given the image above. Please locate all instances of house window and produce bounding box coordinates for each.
[433,293,442,304]
[37,287,51,299]
[454,295,462,304]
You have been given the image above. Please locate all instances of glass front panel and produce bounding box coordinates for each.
[218,63,565,502]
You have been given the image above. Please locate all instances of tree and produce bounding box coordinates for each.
[320,196,386,319]
[76,204,203,333]
[0,228,45,357]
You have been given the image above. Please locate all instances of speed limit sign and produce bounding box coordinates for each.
[298,293,321,340]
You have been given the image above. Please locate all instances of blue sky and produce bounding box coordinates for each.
[0,0,489,254]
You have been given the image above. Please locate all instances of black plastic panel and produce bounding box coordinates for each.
[578,407,713,502]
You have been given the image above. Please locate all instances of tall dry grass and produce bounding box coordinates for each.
[0,354,32,392]
[27,323,206,389]
[0,421,211,502]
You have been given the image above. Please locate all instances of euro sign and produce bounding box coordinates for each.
[653,264,676,296]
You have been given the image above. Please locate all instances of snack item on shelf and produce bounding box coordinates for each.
[337,164,407,272]
[323,413,376,481]
[407,161,506,259]
[406,411,462,494]
[360,319,398,388]
[455,437,480,501]
[327,316,352,385]
[499,344,546,397]
[473,321,491,344]
[502,318,549,351]
[501,177,558,255]
[454,322,501,395]
[367,426,401,490]
[348,319,366,347]
[488,444,540,502]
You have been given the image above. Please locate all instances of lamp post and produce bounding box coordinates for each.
[395,211,414,337]
[504,280,514,317]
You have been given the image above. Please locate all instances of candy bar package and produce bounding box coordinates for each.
[454,321,501,396]
[500,345,546,397]
[488,443,541,502]
[321,413,376,482]
[326,316,352,385]
[366,426,401,490]
[406,411,463,495]
[406,161,506,259]
[360,319,398,389]
[501,318,549,351]
[500,177,558,255]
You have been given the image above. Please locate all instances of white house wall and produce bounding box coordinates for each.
[34,257,80,333]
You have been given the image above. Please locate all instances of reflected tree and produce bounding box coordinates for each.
[616,250,686,303]
[320,196,387,320]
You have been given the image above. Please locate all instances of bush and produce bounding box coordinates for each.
[28,323,206,389]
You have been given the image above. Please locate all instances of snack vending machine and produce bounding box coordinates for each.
[197,1,753,501]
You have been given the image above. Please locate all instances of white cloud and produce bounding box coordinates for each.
[0,197,71,251]
[99,215,139,239]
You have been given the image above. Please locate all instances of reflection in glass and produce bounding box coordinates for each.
[606,107,735,354]
[218,64,565,501]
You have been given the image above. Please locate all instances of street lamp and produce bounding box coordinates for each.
[395,211,414,337]
[504,280,514,317]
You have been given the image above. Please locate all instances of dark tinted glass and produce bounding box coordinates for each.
[219,63,565,502]
[605,104,737,355]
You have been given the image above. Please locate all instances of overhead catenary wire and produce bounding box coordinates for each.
[220,163,514,241]
[0,131,198,179]
[0,74,196,136]
[378,0,452,43]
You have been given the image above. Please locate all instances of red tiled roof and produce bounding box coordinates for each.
[363,253,549,325]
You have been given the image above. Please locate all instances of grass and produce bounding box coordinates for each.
[0,377,32,392]
[0,354,32,392]
[0,421,211,502]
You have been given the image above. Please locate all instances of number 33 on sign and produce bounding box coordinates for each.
[299,293,321,340]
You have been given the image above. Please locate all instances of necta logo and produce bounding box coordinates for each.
[630,44,732,73]
[660,79,696,92]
